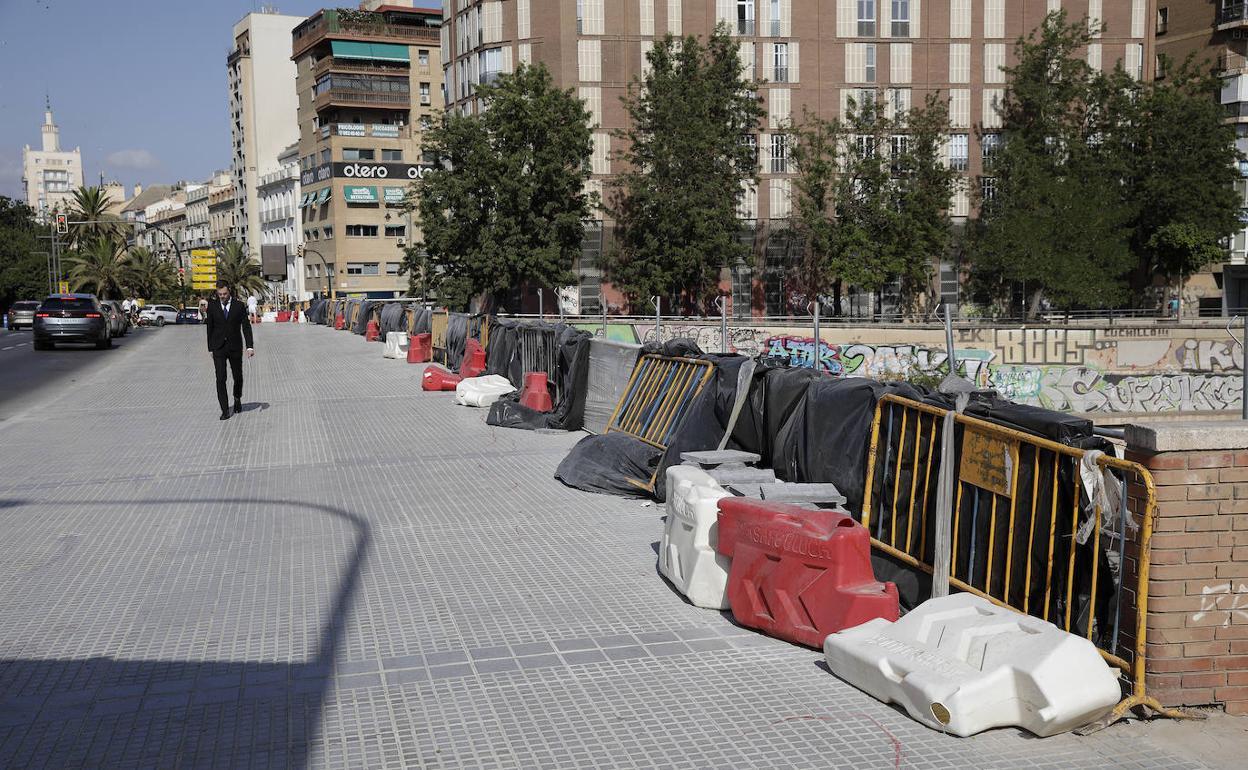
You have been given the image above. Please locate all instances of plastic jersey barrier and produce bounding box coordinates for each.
[716,497,899,648]
[455,375,516,407]
[421,365,462,391]
[383,332,408,359]
[519,372,554,413]
[659,465,732,609]
[408,333,432,363]
[822,592,1122,737]
[460,338,487,378]
[366,320,380,342]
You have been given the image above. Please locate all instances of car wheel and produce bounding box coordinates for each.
[33,339,51,350]
[157,317,165,327]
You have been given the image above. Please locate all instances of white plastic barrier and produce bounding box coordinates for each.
[822,593,1121,737]
[383,331,409,359]
[658,465,732,609]
[455,375,516,407]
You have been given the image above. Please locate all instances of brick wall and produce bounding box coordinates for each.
[1124,443,1248,716]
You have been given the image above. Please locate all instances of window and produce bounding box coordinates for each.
[386,263,401,275]
[419,115,433,130]
[864,44,876,83]
[770,0,780,36]
[1156,7,1168,34]
[385,224,406,238]
[346,224,379,237]
[381,149,403,161]
[743,134,758,168]
[577,0,584,33]
[949,134,969,172]
[891,0,910,36]
[479,48,502,85]
[981,133,1001,170]
[980,176,998,202]
[889,135,909,173]
[420,82,431,104]
[737,0,754,35]
[343,148,375,161]
[323,226,333,239]
[770,133,788,173]
[320,149,331,165]
[773,43,788,83]
[418,49,430,66]
[855,134,875,159]
[857,0,875,37]
[346,262,380,275]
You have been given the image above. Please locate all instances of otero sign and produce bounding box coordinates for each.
[302,162,433,186]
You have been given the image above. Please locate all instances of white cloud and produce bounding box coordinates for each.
[105,149,160,170]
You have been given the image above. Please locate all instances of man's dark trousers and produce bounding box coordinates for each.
[213,349,243,413]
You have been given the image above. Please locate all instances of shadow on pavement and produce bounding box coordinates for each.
[0,497,369,769]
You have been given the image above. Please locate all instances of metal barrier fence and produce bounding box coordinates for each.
[518,325,562,402]
[861,394,1183,726]
[430,310,448,361]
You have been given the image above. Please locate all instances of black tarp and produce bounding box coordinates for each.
[487,323,593,431]
[485,318,521,383]
[411,306,432,335]
[443,313,470,370]
[379,302,408,337]
[305,299,328,325]
[554,433,664,497]
[351,300,380,336]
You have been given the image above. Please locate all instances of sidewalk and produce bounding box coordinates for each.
[0,324,1221,769]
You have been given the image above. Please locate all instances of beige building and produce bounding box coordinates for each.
[291,1,444,298]
[440,0,1152,315]
[229,10,305,256]
[21,105,84,221]
[258,143,307,302]
[209,185,238,246]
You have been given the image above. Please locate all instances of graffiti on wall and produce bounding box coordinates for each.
[761,336,997,382]
[989,366,1244,414]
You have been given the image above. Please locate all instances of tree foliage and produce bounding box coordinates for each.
[215,241,267,298]
[607,25,764,311]
[66,237,131,299]
[0,197,46,308]
[66,185,123,249]
[412,63,594,310]
[124,246,177,299]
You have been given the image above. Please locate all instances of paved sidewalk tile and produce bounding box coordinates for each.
[0,325,1216,769]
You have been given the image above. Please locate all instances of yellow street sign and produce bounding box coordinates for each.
[190,249,215,258]
[58,281,69,294]
[191,267,218,276]
[191,257,216,267]
[192,282,218,290]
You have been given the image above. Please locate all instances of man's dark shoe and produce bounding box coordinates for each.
[234,401,243,414]
[220,411,231,421]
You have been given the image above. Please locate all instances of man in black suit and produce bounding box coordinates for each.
[206,280,255,420]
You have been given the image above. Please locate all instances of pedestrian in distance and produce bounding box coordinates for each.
[248,293,259,323]
[205,280,255,421]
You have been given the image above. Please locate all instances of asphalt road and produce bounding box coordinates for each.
[0,325,158,421]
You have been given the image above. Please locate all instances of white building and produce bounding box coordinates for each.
[185,171,233,251]
[258,143,307,301]
[21,104,84,220]
[228,10,303,257]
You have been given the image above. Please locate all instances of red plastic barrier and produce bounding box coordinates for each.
[407,333,432,363]
[276,311,291,322]
[460,339,487,378]
[716,498,899,648]
[290,311,299,323]
[519,372,553,412]
[365,320,380,342]
[421,364,462,391]
[334,314,345,330]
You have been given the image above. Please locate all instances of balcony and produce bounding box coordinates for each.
[293,9,439,59]
[313,56,409,79]
[313,87,411,113]
[1219,3,1248,29]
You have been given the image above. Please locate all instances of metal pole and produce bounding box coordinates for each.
[537,288,543,319]
[601,302,607,338]
[718,295,729,354]
[652,295,661,343]
[944,302,957,379]
[811,299,821,369]
[558,288,565,323]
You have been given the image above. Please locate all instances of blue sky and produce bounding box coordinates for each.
[0,0,334,200]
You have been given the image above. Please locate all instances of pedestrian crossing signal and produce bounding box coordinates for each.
[54,213,68,235]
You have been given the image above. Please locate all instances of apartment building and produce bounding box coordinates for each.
[290,1,443,298]
[1155,0,1248,313]
[21,105,84,221]
[229,10,305,255]
[440,0,1152,315]
[258,143,308,302]
[209,185,238,246]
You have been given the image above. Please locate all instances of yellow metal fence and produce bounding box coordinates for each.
[861,394,1185,725]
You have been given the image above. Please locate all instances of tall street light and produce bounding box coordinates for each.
[300,245,333,299]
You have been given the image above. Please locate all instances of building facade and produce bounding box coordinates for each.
[21,106,84,221]
[258,143,308,302]
[440,0,1152,315]
[1155,0,1248,314]
[209,185,238,246]
[291,2,443,299]
[229,10,305,257]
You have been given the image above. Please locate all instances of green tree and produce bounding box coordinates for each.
[608,25,764,311]
[892,93,958,317]
[66,185,123,249]
[0,197,47,308]
[968,11,1134,317]
[215,241,267,298]
[124,246,177,299]
[786,109,843,311]
[1123,58,1241,304]
[412,63,594,310]
[66,236,131,298]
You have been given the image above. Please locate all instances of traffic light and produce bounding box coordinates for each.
[54,213,68,235]
[178,267,185,276]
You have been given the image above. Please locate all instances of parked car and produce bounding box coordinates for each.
[139,304,179,326]
[33,294,111,350]
[6,301,39,330]
[98,300,129,337]
[176,308,202,324]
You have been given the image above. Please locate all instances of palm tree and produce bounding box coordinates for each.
[66,236,131,298]
[215,241,268,298]
[66,186,123,248]
[124,246,176,298]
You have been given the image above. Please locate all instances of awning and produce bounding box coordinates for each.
[330,40,410,63]
[343,185,378,203]
[299,193,310,206]
[318,188,332,204]
[384,186,406,204]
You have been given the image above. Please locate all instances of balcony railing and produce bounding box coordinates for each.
[1220,3,1248,26]
[293,12,439,57]
[737,19,754,35]
[314,88,411,111]
[313,56,409,79]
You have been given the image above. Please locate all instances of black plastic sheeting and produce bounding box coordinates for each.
[442,313,470,371]
[305,299,329,325]
[378,303,409,337]
[487,323,593,431]
[351,300,380,335]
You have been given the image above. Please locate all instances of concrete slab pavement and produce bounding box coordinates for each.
[0,323,1224,768]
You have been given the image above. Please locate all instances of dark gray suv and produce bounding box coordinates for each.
[33,294,112,350]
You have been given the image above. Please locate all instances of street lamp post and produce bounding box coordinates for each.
[301,246,333,299]
[139,222,187,309]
